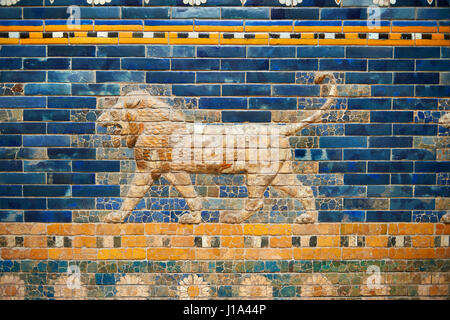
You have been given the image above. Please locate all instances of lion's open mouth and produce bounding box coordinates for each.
[111,136,121,147]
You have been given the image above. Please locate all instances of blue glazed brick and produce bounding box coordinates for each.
[23,136,70,147]
[0,71,46,83]
[346,73,392,84]
[172,59,219,70]
[319,186,366,197]
[297,46,344,58]
[221,59,269,71]
[368,161,413,173]
[24,160,71,172]
[222,111,271,123]
[197,46,246,58]
[97,45,145,57]
[0,185,22,196]
[345,124,392,135]
[394,124,437,136]
[372,85,414,97]
[320,137,367,148]
[23,110,70,121]
[47,173,95,185]
[222,8,269,19]
[0,160,22,172]
[295,149,342,161]
[48,97,96,109]
[23,58,70,70]
[415,161,450,173]
[48,71,95,83]
[172,85,220,96]
[416,8,450,19]
[248,47,295,58]
[272,85,319,97]
[96,71,144,83]
[24,7,70,19]
[416,86,450,97]
[391,174,436,185]
[79,7,120,19]
[0,8,21,19]
[72,58,120,70]
[392,149,435,160]
[0,198,46,210]
[390,199,434,210]
[321,8,367,19]
[72,185,120,197]
[249,97,296,110]
[393,98,437,110]
[25,84,70,96]
[247,72,295,84]
[173,7,220,19]
[0,173,45,184]
[371,111,412,123]
[73,161,120,172]
[368,60,414,71]
[367,186,413,197]
[394,73,439,84]
[0,211,23,222]
[344,149,390,160]
[199,98,247,109]
[272,8,318,19]
[47,148,96,160]
[415,186,450,197]
[24,211,72,223]
[172,46,196,58]
[416,60,450,71]
[344,174,390,185]
[320,59,366,71]
[346,47,392,58]
[196,72,245,84]
[343,199,386,210]
[271,59,318,71]
[318,211,365,223]
[0,135,21,147]
[222,85,270,96]
[48,198,95,209]
[147,45,172,58]
[442,47,450,59]
[72,84,120,96]
[0,97,46,108]
[146,72,195,83]
[48,45,95,57]
[366,211,412,222]
[319,161,366,173]
[395,47,440,59]
[23,185,70,197]
[122,7,169,19]
[369,136,412,148]
[413,211,446,223]
[47,123,95,134]
[0,123,45,134]
[0,45,45,57]
[0,58,23,70]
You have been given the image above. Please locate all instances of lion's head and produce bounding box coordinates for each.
[97,90,185,148]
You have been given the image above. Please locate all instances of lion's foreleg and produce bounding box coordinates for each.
[105,172,153,223]
[164,172,202,224]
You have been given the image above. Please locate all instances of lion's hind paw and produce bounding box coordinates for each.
[179,213,202,224]
[104,211,126,223]
[294,212,317,224]
[220,211,243,224]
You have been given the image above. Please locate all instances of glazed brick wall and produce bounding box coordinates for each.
[0,0,449,300]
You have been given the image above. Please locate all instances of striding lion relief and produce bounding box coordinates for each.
[97,72,338,224]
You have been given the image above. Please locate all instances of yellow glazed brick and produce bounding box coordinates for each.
[0,26,43,32]
[122,236,148,247]
[293,223,339,235]
[70,37,118,44]
[342,248,388,260]
[47,224,73,236]
[269,38,318,45]
[119,37,168,44]
[388,223,434,235]
[148,248,193,260]
[144,25,193,32]
[269,236,292,248]
[73,236,97,248]
[21,38,69,44]
[170,236,195,247]
[221,236,245,248]
[294,26,342,33]
[317,236,340,247]
[293,248,341,260]
[72,224,96,235]
[23,236,47,248]
[95,25,143,32]
[195,25,243,32]
[411,236,435,247]
[365,236,388,247]
[341,223,387,235]
[95,224,122,235]
[48,248,73,260]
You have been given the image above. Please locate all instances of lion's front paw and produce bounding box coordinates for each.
[179,213,201,224]
[294,211,317,224]
[104,211,125,223]
[441,213,450,224]
[220,211,243,224]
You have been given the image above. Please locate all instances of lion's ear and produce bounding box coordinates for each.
[126,136,138,148]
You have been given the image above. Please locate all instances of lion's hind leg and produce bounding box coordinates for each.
[105,172,154,223]
[270,162,317,224]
